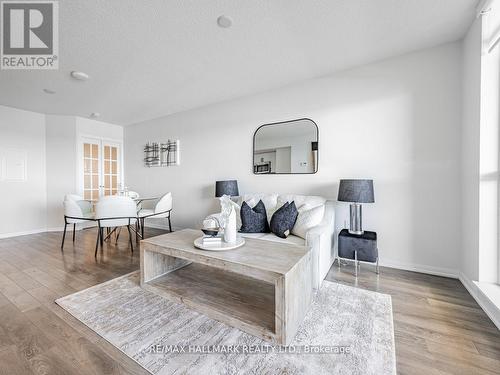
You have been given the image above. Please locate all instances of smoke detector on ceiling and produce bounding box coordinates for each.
[217,15,232,28]
[43,88,56,94]
[71,71,90,81]
[90,112,100,118]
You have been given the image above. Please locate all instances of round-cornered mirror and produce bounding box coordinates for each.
[253,118,318,174]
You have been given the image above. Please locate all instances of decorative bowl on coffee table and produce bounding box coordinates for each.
[201,227,220,237]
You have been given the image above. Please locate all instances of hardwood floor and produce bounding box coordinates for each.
[0,228,498,374]
[328,262,500,374]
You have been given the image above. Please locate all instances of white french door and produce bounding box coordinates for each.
[79,137,122,200]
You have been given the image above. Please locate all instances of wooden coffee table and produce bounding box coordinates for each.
[140,228,313,345]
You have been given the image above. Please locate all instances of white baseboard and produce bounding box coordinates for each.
[378,259,458,279]
[0,228,47,239]
[459,272,500,330]
[46,222,96,232]
[143,221,180,232]
[0,222,162,239]
[0,222,97,238]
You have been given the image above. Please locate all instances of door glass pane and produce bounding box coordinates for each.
[103,144,120,195]
[84,174,91,188]
[84,159,90,173]
[83,142,100,199]
[84,144,90,158]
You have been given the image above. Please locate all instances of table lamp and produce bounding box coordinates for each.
[337,179,374,235]
[215,180,239,198]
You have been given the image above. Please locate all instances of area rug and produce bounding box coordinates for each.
[55,272,396,375]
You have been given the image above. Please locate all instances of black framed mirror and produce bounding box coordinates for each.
[253,118,318,174]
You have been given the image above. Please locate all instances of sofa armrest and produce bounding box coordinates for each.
[305,200,336,289]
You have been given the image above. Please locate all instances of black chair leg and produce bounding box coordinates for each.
[127,225,134,253]
[115,227,121,244]
[100,227,104,249]
[72,224,76,242]
[94,228,100,257]
[61,222,67,249]
[141,218,145,239]
[168,216,172,232]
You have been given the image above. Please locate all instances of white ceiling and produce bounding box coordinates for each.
[0,0,477,126]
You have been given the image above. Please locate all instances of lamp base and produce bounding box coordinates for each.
[348,229,364,235]
[349,203,363,235]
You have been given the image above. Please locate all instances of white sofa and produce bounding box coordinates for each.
[205,193,335,289]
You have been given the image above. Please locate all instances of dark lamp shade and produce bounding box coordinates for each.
[215,180,239,197]
[337,179,374,203]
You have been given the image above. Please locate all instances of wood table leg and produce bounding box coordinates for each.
[140,243,190,285]
[275,250,313,345]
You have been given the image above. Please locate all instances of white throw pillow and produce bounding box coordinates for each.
[291,205,325,239]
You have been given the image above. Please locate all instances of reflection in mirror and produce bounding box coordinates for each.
[253,119,318,174]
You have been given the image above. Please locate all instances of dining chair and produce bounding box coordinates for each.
[65,194,85,202]
[94,196,137,257]
[61,195,94,249]
[127,191,140,199]
[137,192,173,239]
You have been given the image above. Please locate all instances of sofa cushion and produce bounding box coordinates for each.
[259,233,305,246]
[292,204,325,239]
[277,194,326,209]
[240,200,270,233]
[240,193,278,223]
[238,232,267,240]
[239,232,305,246]
[269,201,298,238]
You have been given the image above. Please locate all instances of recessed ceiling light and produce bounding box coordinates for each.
[217,15,232,28]
[90,112,100,118]
[71,71,90,81]
[43,88,56,94]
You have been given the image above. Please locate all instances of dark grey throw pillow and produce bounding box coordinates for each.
[270,201,298,238]
[240,200,270,233]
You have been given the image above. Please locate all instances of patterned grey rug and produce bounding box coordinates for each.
[55,272,396,375]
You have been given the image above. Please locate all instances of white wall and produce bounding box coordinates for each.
[45,115,77,229]
[459,13,500,329]
[45,116,123,229]
[76,117,124,140]
[460,18,482,282]
[125,42,462,276]
[478,2,500,284]
[0,105,47,236]
[0,110,124,233]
